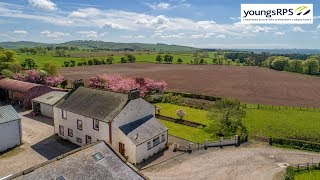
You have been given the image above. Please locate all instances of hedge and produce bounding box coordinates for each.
[270,138,320,152]
[164,91,221,102]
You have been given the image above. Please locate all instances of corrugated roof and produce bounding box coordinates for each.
[32,91,68,106]
[55,87,128,122]
[0,78,43,93]
[0,105,20,124]
[119,115,168,145]
[12,141,146,180]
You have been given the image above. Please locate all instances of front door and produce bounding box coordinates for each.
[86,135,92,144]
[119,142,125,156]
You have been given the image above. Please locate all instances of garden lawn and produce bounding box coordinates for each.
[294,170,320,180]
[155,103,211,125]
[156,103,320,143]
[160,120,215,143]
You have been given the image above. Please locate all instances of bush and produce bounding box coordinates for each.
[145,94,163,103]
[162,93,183,104]
[88,59,93,65]
[1,69,13,78]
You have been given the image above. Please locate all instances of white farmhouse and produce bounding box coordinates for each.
[0,105,22,152]
[53,87,168,164]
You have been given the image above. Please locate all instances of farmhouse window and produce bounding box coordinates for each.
[93,119,99,131]
[76,137,82,143]
[59,125,64,136]
[77,120,83,130]
[86,135,92,144]
[162,134,165,142]
[68,128,73,137]
[147,141,152,150]
[153,137,160,147]
[62,110,67,119]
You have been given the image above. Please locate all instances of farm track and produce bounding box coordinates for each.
[60,64,320,107]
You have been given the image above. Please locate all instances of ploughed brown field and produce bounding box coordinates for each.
[60,64,320,107]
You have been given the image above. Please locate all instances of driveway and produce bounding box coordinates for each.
[142,142,320,180]
[0,111,78,178]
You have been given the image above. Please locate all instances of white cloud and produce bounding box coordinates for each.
[216,34,226,38]
[28,0,57,11]
[40,30,69,39]
[13,30,28,34]
[145,2,171,10]
[274,32,285,36]
[189,33,214,39]
[314,16,320,19]
[229,17,240,21]
[153,32,185,38]
[77,31,99,38]
[121,35,145,38]
[291,27,304,32]
[253,26,276,33]
[317,25,320,31]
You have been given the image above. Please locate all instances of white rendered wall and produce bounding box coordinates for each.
[40,103,53,118]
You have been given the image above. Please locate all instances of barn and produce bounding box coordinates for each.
[0,77,52,109]
[0,105,22,152]
[32,91,68,118]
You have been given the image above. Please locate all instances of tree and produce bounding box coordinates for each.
[8,62,22,73]
[88,59,94,65]
[43,62,60,76]
[107,56,114,64]
[177,58,183,64]
[64,61,70,67]
[286,59,303,73]
[235,59,240,65]
[176,109,186,120]
[156,55,162,63]
[302,58,319,75]
[244,57,256,66]
[24,58,37,69]
[29,48,38,55]
[199,58,205,64]
[205,98,247,139]
[164,54,173,64]
[1,69,13,78]
[120,57,127,63]
[126,54,136,63]
[271,56,289,71]
[55,49,66,57]
[70,60,76,67]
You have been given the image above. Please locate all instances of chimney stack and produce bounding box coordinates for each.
[128,89,140,100]
[73,79,84,90]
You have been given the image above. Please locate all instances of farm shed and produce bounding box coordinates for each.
[32,91,68,118]
[0,105,22,152]
[0,78,52,109]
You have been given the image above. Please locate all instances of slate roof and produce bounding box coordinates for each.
[0,105,21,124]
[32,91,68,106]
[119,115,168,145]
[11,141,146,180]
[55,87,128,122]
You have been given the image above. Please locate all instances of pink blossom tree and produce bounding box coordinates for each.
[89,74,167,96]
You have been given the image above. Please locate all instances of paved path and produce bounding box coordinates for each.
[142,142,320,180]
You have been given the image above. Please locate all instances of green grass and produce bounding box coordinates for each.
[156,103,320,143]
[244,108,320,142]
[294,170,320,180]
[160,120,214,143]
[155,103,211,125]
[16,51,241,68]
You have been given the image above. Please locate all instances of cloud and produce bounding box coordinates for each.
[317,25,320,31]
[153,32,185,38]
[40,30,69,38]
[274,32,285,36]
[189,33,214,39]
[121,35,145,38]
[216,34,226,39]
[13,30,28,35]
[77,31,99,38]
[291,27,304,32]
[28,0,57,11]
[314,16,320,19]
[145,2,171,10]
[253,26,276,33]
[229,17,240,21]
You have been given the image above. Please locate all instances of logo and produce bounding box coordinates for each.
[295,6,311,15]
[241,4,313,24]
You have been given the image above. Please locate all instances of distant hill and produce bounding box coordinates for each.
[0,40,197,52]
[231,49,320,55]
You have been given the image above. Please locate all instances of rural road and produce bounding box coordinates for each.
[141,143,320,180]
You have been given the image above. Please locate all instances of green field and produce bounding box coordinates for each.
[155,103,320,143]
[294,170,320,180]
[16,51,239,68]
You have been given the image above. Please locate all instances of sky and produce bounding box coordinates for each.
[0,0,320,49]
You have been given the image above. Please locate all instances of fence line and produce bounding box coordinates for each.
[241,103,320,112]
[173,135,240,153]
